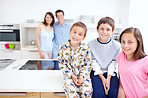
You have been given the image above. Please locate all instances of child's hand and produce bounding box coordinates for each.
[99,74,107,94]
[71,74,82,86]
[77,75,84,84]
[105,76,111,95]
[102,78,107,94]
[71,74,81,86]
[71,74,77,83]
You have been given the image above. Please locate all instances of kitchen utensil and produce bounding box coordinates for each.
[30,40,36,46]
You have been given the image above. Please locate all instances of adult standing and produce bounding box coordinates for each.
[36,12,55,59]
[53,9,71,59]
[36,12,55,70]
[53,9,71,70]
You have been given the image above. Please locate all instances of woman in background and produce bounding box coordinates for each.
[36,12,55,70]
[36,12,55,59]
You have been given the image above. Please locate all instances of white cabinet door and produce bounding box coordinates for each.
[21,50,40,59]
[0,50,21,59]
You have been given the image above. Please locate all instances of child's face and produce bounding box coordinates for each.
[70,26,85,45]
[121,33,138,57]
[97,23,113,43]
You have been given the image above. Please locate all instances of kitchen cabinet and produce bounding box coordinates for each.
[41,92,65,98]
[21,50,40,59]
[0,92,66,98]
[0,50,21,59]
[0,92,40,98]
[20,23,40,59]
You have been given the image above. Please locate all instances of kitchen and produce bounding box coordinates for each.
[0,0,129,59]
[0,0,148,97]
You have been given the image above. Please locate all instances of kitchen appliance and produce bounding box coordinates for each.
[0,24,20,50]
[0,59,16,71]
[19,60,59,70]
[112,33,120,42]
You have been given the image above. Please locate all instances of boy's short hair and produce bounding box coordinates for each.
[55,9,64,17]
[70,22,87,37]
[97,17,115,31]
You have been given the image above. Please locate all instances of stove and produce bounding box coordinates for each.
[19,60,59,70]
[0,59,16,71]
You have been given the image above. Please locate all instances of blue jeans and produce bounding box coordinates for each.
[53,61,60,70]
[90,71,119,98]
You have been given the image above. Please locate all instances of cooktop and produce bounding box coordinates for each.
[19,60,59,70]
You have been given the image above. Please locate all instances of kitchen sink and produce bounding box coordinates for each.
[0,59,16,70]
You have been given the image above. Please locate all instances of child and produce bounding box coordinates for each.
[88,17,120,98]
[58,22,93,98]
[117,27,148,98]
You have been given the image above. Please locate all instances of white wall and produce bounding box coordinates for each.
[0,0,127,25]
[0,0,130,47]
[128,0,148,54]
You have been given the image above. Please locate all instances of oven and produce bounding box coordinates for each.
[0,24,20,50]
[0,24,20,41]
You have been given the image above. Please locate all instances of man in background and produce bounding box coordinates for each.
[53,9,71,69]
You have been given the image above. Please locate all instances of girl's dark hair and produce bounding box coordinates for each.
[70,22,87,37]
[119,27,147,60]
[42,12,55,26]
[97,17,115,31]
[55,9,64,17]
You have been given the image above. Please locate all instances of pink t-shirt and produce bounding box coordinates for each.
[116,52,148,98]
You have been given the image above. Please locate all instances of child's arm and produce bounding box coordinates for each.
[106,75,112,95]
[108,47,121,76]
[79,48,92,77]
[108,60,117,76]
[98,74,107,94]
[91,52,103,75]
[58,47,72,78]
[118,78,125,98]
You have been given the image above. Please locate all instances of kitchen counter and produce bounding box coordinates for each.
[0,59,64,92]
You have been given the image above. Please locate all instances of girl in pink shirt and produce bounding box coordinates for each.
[116,27,148,98]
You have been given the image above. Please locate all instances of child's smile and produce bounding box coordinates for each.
[121,33,138,60]
[70,26,85,45]
[97,23,113,43]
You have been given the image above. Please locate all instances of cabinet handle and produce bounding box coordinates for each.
[2,51,14,53]
[0,92,26,96]
[0,30,13,32]
[29,50,38,52]
[54,92,65,96]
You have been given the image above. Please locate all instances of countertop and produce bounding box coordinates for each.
[0,59,64,92]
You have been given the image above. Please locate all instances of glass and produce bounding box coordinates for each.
[19,60,59,70]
